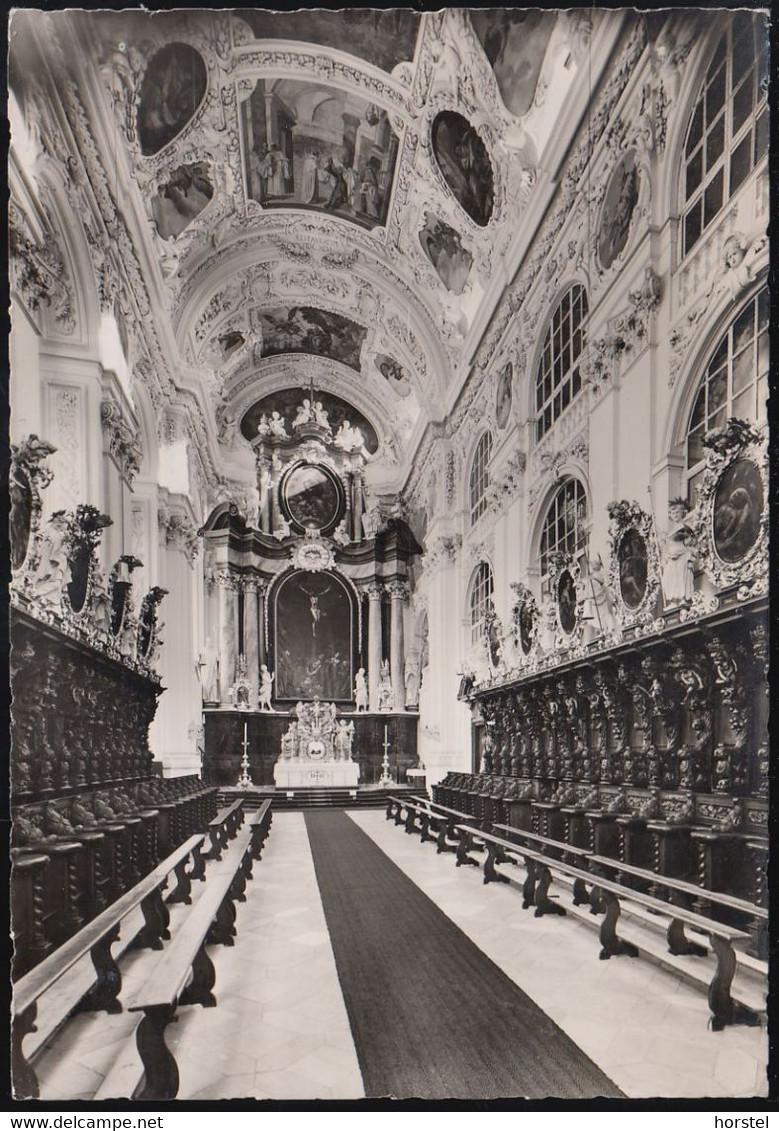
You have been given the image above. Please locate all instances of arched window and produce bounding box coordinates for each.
[539,479,588,595]
[469,561,494,646]
[469,431,492,525]
[535,284,588,441]
[681,13,768,258]
[685,286,768,500]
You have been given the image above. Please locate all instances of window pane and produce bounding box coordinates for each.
[757,286,769,329]
[733,21,756,77]
[757,330,768,377]
[708,369,727,412]
[687,100,705,154]
[729,133,752,195]
[709,407,727,431]
[684,201,702,253]
[687,428,705,467]
[686,150,703,197]
[731,389,753,419]
[732,73,755,135]
[688,469,704,504]
[756,375,767,417]
[705,115,725,170]
[732,347,754,394]
[703,169,723,227]
[709,337,729,373]
[755,108,768,162]
[733,302,755,351]
[706,64,726,118]
[689,388,706,432]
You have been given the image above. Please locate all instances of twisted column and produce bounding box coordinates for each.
[242,577,261,700]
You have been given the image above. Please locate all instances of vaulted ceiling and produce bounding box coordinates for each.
[9,7,608,498]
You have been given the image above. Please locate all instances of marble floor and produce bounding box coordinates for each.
[32,809,768,1102]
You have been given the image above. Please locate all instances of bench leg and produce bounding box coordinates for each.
[179,942,217,1009]
[708,935,762,1031]
[667,917,708,958]
[393,805,404,826]
[132,887,168,950]
[404,810,417,835]
[483,843,511,886]
[598,890,639,959]
[534,866,567,918]
[77,923,122,1014]
[455,830,479,868]
[12,1003,38,1100]
[436,824,456,854]
[572,877,591,907]
[188,841,206,882]
[521,858,537,909]
[207,896,237,946]
[167,857,193,905]
[385,799,394,821]
[230,869,248,903]
[135,1004,179,1100]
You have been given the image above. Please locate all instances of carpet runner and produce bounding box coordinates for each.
[304,809,624,1100]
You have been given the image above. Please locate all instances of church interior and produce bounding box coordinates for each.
[8,6,770,1103]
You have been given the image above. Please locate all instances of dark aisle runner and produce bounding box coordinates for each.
[304,810,624,1100]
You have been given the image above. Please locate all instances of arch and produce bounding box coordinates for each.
[532,476,589,597]
[671,12,768,261]
[662,275,769,460]
[467,429,493,526]
[671,285,768,503]
[466,559,495,647]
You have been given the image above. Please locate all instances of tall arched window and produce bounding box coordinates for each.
[469,561,494,646]
[681,13,768,258]
[535,284,588,441]
[539,479,588,595]
[685,286,768,500]
[469,431,492,525]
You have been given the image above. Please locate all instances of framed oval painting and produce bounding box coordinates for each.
[518,594,537,655]
[598,149,640,270]
[431,111,494,227]
[283,463,343,532]
[712,457,763,564]
[617,528,648,610]
[138,43,208,156]
[557,568,578,635]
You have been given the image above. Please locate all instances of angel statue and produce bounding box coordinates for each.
[258,664,275,711]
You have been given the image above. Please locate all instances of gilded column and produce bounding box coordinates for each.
[366,582,383,712]
[389,582,408,713]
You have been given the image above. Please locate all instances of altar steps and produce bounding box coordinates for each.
[215,785,421,812]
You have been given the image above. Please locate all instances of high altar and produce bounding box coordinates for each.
[273,699,360,788]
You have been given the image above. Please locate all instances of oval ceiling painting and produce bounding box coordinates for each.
[138,43,207,156]
[431,112,494,228]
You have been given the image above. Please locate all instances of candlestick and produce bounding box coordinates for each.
[237,721,253,788]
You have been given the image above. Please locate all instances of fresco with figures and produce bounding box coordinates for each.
[236,10,421,73]
[241,78,399,229]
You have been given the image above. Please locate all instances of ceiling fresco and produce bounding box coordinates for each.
[241,78,399,230]
[255,307,367,372]
[9,5,595,498]
[469,10,558,119]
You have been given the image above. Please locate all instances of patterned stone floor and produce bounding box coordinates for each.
[32,810,767,1101]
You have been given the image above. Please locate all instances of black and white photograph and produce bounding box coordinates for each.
[7,4,771,1110]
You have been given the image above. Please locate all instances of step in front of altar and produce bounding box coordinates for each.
[216,784,421,811]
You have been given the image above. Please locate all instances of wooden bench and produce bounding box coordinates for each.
[248,800,273,860]
[122,824,258,1100]
[492,822,595,905]
[587,854,768,957]
[453,824,760,1032]
[203,799,245,861]
[12,833,207,1099]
